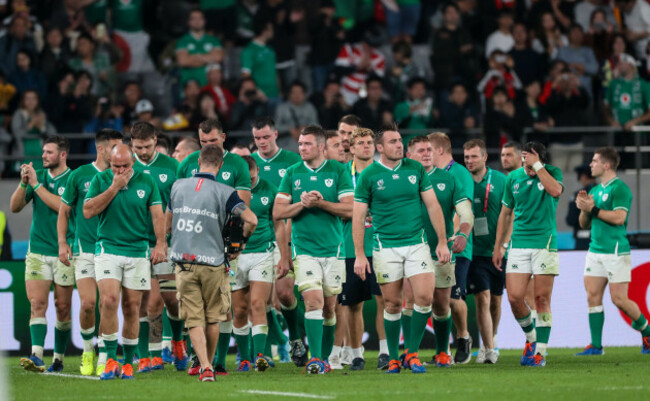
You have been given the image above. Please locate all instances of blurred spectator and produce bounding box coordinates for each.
[539,59,567,105]
[484,86,519,148]
[275,81,318,143]
[617,0,650,59]
[527,0,574,31]
[241,19,279,102]
[134,99,162,129]
[308,0,344,92]
[1,0,43,49]
[310,79,347,130]
[604,53,650,131]
[601,35,629,89]
[49,0,91,35]
[388,40,427,103]
[68,32,114,97]
[84,0,108,25]
[556,24,599,99]
[190,92,219,128]
[84,96,123,134]
[48,71,94,137]
[566,164,597,250]
[438,82,479,136]
[119,80,143,126]
[509,22,544,86]
[351,75,393,131]
[394,77,437,131]
[11,90,56,168]
[485,10,515,59]
[8,49,46,101]
[39,28,72,87]
[230,78,272,131]
[236,0,261,42]
[175,9,223,88]
[335,28,386,106]
[166,79,202,131]
[0,70,16,116]
[574,0,617,33]
[583,8,618,64]
[262,0,304,92]
[201,64,235,124]
[477,50,522,100]
[515,80,554,132]
[532,11,568,60]
[172,136,200,163]
[0,15,36,76]
[431,2,477,97]
[111,0,155,73]
[155,132,172,156]
[384,0,421,43]
[201,0,238,43]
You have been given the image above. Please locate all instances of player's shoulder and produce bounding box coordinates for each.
[402,158,424,170]
[325,159,346,172]
[544,164,562,176]
[611,177,632,192]
[224,150,247,166]
[156,153,180,169]
[280,148,301,163]
[507,167,528,181]
[490,168,507,181]
[258,177,278,193]
[182,150,200,165]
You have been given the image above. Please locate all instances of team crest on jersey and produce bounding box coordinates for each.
[159,174,167,183]
[279,169,286,177]
[537,183,544,191]
[137,190,145,198]
[261,197,269,205]
[325,179,333,187]
[84,181,90,192]
[514,183,519,193]
[602,194,609,201]
[222,172,231,180]
[408,175,416,184]
[191,168,197,175]
[294,179,301,190]
[377,179,385,190]
[58,187,65,195]
[437,183,446,191]
[527,180,533,185]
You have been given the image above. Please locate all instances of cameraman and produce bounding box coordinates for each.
[167,145,257,382]
[230,78,272,131]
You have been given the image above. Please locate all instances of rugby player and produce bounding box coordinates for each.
[57,129,124,375]
[172,137,200,164]
[338,115,361,163]
[274,125,354,374]
[407,136,473,368]
[575,147,650,355]
[325,131,346,164]
[11,136,74,373]
[84,144,167,379]
[354,125,450,374]
[493,141,563,367]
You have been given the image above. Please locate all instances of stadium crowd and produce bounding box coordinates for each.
[3,0,650,175]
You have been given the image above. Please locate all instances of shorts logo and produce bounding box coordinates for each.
[222,172,231,181]
[437,183,446,191]
[137,190,145,198]
[335,275,341,281]
[61,274,68,281]
[408,175,416,184]
[540,263,546,270]
[140,278,147,286]
[294,179,301,190]
[537,183,544,191]
[159,174,167,183]
[262,270,268,277]
[421,262,427,269]
[377,179,385,190]
[104,270,111,274]
[306,271,313,276]
[382,273,389,279]
[81,269,88,274]
[261,197,269,205]
[511,264,518,270]
[602,194,609,201]
[279,169,286,177]
[325,179,334,187]
[58,187,65,195]
[447,276,452,282]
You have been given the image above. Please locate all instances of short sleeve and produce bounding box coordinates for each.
[176,157,190,179]
[354,170,370,203]
[61,172,78,206]
[175,36,189,52]
[419,164,432,192]
[549,165,563,187]
[502,174,514,209]
[210,35,222,49]
[337,165,354,200]
[85,174,102,201]
[226,191,245,213]
[451,179,467,205]
[241,46,253,74]
[612,183,633,212]
[147,178,162,207]
[234,158,252,191]
[276,168,292,199]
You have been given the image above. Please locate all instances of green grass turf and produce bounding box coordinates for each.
[5,348,649,401]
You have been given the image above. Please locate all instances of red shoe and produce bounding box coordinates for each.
[150,357,164,370]
[137,357,151,373]
[214,364,228,376]
[120,363,134,379]
[188,355,201,376]
[199,367,215,382]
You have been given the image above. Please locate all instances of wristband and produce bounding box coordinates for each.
[590,206,601,218]
[32,183,41,191]
[19,182,27,189]
[457,232,469,240]
[532,161,544,172]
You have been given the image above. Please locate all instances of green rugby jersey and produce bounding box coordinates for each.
[343,160,374,258]
[277,159,354,258]
[244,177,277,254]
[588,177,632,255]
[86,169,162,257]
[252,148,301,187]
[111,0,143,32]
[177,150,252,191]
[502,165,563,250]
[472,168,507,257]
[61,163,103,255]
[422,167,467,261]
[134,152,179,245]
[26,168,73,257]
[355,159,432,249]
[175,33,222,86]
[447,161,474,260]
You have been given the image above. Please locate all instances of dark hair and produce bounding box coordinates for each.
[442,1,460,14]
[199,118,222,134]
[502,141,522,153]
[77,32,95,45]
[252,116,275,130]
[523,141,549,163]
[339,114,361,128]
[376,122,398,144]
[392,40,412,58]
[491,85,509,98]
[179,136,200,152]
[156,133,172,155]
[241,155,257,171]
[96,128,124,143]
[199,144,224,167]
[569,22,584,34]
[289,81,307,93]
[324,130,339,141]
[253,16,272,37]
[300,125,326,144]
[407,77,427,89]
[44,135,70,153]
[463,138,487,155]
[130,121,157,140]
[16,49,33,65]
[366,74,383,87]
[595,146,620,170]
[407,135,430,151]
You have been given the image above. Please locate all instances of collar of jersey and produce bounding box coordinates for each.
[48,167,71,180]
[257,148,282,163]
[304,159,327,173]
[427,166,437,175]
[602,176,619,188]
[91,162,103,173]
[195,172,217,181]
[135,151,159,167]
[377,159,402,171]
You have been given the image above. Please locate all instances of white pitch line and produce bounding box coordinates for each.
[42,372,101,381]
[240,390,335,399]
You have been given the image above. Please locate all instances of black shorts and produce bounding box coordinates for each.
[339,257,381,306]
[467,256,506,296]
[451,256,471,300]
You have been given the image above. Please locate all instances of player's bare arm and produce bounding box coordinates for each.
[273,217,291,278]
[56,203,73,266]
[524,149,563,197]
[576,192,627,226]
[273,194,304,220]
[150,204,167,264]
[83,170,130,218]
[451,199,474,254]
[352,201,371,280]
[307,193,353,219]
[493,205,513,269]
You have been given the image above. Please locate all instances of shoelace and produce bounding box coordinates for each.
[524,343,534,355]
[174,342,186,359]
[533,354,544,364]
[388,360,400,371]
[437,353,450,364]
[191,357,200,369]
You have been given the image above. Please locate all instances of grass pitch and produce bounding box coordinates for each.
[6,348,649,401]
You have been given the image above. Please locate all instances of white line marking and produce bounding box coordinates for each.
[42,372,101,381]
[240,390,335,399]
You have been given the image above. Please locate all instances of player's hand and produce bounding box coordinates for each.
[436,242,451,264]
[276,257,290,279]
[492,246,504,271]
[354,256,370,281]
[300,191,319,208]
[522,148,540,168]
[58,243,72,266]
[23,163,37,186]
[151,243,167,265]
[449,234,467,254]
[112,169,131,190]
[576,193,595,212]
[20,164,30,184]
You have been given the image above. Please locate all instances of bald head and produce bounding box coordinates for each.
[111,144,135,174]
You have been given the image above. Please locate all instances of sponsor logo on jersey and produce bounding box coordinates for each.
[144,170,150,174]
[279,169,286,177]
[261,197,269,205]
[527,180,532,185]
[49,183,55,189]
[537,182,544,191]
[159,174,167,183]
[204,44,213,52]
[264,166,271,171]
[222,172,231,181]
[137,190,145,198]
[392,174,399,180]
[437,183,446,191]
[58,187,65,195]
[602,193,609,201]
[620,93,631,106]
[377,179,385,190]
[325,179,333,187]
[310,176,317,181]
[294,179,301,190]
[408,175,416,184]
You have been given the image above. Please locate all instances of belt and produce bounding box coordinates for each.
[176,262,228,273]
